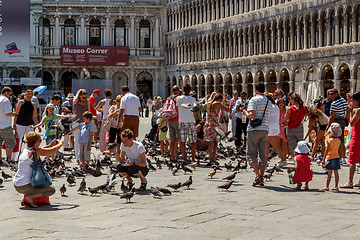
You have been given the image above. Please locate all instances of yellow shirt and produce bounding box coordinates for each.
[326,137,340,161]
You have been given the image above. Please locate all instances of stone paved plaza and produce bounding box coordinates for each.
[1,117,360,240]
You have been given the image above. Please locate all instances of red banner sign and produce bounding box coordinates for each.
[61,46,129,66]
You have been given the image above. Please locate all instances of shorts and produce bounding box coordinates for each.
[117,164,149,177]
[14,183,55,197]
[121,115,139,138]
[179,122,196,143]
[333,118,346,143]
[168,121,179,141]
[79,142,91,161]
[46,135,56,145]
[0,126,16,148]
[319,124,327,131]
[325,158,341,170]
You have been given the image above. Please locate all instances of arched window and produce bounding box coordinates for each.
[139,20,151,48]
[299,18,304,49]
[313,14,319,47]
[114,19,126,46]
[64,19,76,46]
[322,13,327,46]
[347,8,352,43]
[43,18,51,47]
[89,19,101,46]
[330,11,335,45]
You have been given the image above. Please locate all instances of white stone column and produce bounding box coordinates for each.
[326,17,331,46]
[29,68,34,78]
[153,71,159,97]
[130,16,135,48]
[155,17,160,48]
[105,69,110,79]
[130,69,136,93]
[55,16,60,48]
[80,16,85,45]
[311,19,316,48]
[335,15,340,44]
[55,69,60,90]
[105,16,110,46]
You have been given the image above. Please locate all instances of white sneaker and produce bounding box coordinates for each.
[278,161,288,168]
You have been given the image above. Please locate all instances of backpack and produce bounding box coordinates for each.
[161,96,177,120]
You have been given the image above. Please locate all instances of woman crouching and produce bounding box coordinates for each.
[13,132,62,208]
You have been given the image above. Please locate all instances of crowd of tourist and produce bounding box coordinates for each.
[1,81,360,207]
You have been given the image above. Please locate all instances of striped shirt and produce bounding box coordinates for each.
[247,94,272,132]
[330,97,348,118]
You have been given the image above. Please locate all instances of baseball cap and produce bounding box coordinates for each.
[93,89,101,96]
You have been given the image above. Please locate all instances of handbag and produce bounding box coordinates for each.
[250,99,269,128]
[30,149,52,188]
[102,118,112,132]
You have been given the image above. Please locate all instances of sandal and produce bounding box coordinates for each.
[331,187,339,192]
[340,183,353,189]
[322,187,329,191]
[138,182,147,191]
[252,176,263,186]
[21,200,37,208]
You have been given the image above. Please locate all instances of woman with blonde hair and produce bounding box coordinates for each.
[13,132,63,208]
[203,93,230,163]
[73,89,91,164]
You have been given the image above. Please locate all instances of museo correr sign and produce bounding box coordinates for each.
[61,46,129,66]
[0,0,30,63]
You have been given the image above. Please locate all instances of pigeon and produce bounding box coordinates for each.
[88,187,100,196]
[181,176,193,189]
[106,175,121,192]
[120,187,135,203]
[77,178,86,193]
[90,166,102,177]
[166,182,182,191]
[0,177,3,188]
[121,179,130,193]
[208,167,217,178]
[224,162,234,171]
[222,172,237,181]
[2,171,11,181]
[157,187,172,195]
[218,181,234,191]
[273,164,284,173]
[148,160,157,171]
[67,175,76,186]
[172,168,179,176]
[181,163,193,175]
[263,171,273,181]
[150,186,162,198]
[60,184,67,196]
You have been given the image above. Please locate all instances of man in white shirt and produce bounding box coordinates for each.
[0,87,17,161]
[234,92,249,148]
[176,84,197,162]
[116,85,141,139]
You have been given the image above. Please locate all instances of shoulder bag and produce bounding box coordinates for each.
[250,99,269,128]
[30,148,52,188]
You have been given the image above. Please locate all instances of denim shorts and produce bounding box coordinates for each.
[325,158,340,170]
[46,135,56,145]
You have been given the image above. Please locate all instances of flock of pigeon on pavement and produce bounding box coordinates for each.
[0,137,284,204]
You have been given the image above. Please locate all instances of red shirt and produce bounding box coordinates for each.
[89,95,96,116]
[167,95,179,122]
[288,105,306,130]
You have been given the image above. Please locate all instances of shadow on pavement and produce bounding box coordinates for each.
[20,203,79,211]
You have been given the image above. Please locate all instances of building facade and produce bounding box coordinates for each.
[165,0,360,102]
[0,0,43,94]
[43,0,166,97]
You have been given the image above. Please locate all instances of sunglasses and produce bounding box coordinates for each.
[328,93,334,95]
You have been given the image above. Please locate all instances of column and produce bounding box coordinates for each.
[284,25,288,51]
[55,16,60,48]
[80,16,85,45]
[105,16,110,46]
[3,68,7,78]
[344,14,349,43]
[311,19,316,48]
[319,18,324,46]
[335,14,340,44]
[80,69,84,79]
[105,69,110,79]
[207,1,211,22]
[297,23,301,50]
[224,37,228,58]
[272,27,276,53]
[290,24,294,50]
[233,33,237,57]
[155,17,160,48]
[55,69,60,90]
[153,71,159,96]
[130,16,135,48]
[216,0,219,20]
[29,68,34,78]
[130,69,136,93]
[265,29,269,53]
[326,17,331,46]
[277,25,281,52]
[210,39,214,60]
[230,0,233,16]
[304,21,308,48]
[334,79,341,91]
[352,12,357,42]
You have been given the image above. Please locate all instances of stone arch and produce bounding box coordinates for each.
[199,74,206,97]
[255,70,265,82]
[207,74,215,95]
[266,69,277,93]
[112,71,129,96]
[215,73,224,93]
[178,75,183,87]
[225,72,233,96]
[172,76,177,86]
[184,75,191,84]
[245,71,253,97]
[136,71,153,97]
[191,74,198,95]
[321,64,335,95]
[337,63,351,97]
[280,68,291,94]
[234,72,242,93]
[43,71,54,90]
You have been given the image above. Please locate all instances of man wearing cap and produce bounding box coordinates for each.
[89,89,101,116]
[116,85,141,139]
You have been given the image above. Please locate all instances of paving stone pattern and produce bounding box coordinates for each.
[1,118,359,239]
